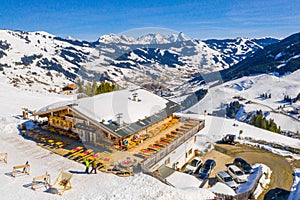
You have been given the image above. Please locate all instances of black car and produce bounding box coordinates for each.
[221,134,236,145]
[198,159,216,179]
[233,158,254,174]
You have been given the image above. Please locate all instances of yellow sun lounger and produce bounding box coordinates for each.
[71,149,94,161]
[50,171,73,195]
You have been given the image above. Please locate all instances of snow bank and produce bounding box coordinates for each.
[166,171,201,189]
[208,182,236,196]
[241,140,300,160]
[288,169,300,200]
[236,163,271,199]
[252,164,272,199]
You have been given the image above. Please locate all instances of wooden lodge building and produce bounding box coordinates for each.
[34,88,205,171]
[35,89,182,145]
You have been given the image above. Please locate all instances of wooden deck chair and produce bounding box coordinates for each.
[32,173,50,191]
[12,164,30,177]
[50,172,73,195]
[0,153,8,163]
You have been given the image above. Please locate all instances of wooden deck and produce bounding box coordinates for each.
[24,118,202,176]
[128,122,185,154]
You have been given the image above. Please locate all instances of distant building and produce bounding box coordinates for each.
[61,83,77,95]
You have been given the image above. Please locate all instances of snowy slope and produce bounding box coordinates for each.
[188,69,300,133]
[204,37,279,67]
[179,114,300,150]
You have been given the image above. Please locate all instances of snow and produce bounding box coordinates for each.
[251,164,272,199]
[189,71,300,133]
[236,164,271,198]
[178,114,300,151]
[165,171,202,189]
[0,77,71,118]
[266,112,300,132]
[37,88,169,124]
[208,182,236,196]
[241,141,300,160]
[38,100,75,112]
[0,82,216,200]
[74,89,168,124]
[289,169,300,200]
[275,52,283,60]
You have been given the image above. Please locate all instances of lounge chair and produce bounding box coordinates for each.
[72,149,94,161]
[50,172,73,195]
[64,146,84,158]
[32,173,50,191]
[0,153,8,163]
[12,163,30,177]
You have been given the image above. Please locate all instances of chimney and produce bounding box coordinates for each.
[116,113,123,126]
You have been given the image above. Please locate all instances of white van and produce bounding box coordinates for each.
[216,171,238,189]
[227,165,248,183]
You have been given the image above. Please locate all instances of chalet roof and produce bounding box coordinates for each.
[36,89,181,138]
[62,83,77,91]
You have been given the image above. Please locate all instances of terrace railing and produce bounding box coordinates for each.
[142,120,205,170]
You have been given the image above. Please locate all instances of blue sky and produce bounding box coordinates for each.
[1,0,299,41]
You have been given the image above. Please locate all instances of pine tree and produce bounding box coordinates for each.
[261,118,267,129]
[77,79,84,93]
[85,82,92,96]
[250,115,256,125]
[91,80,97,96]
[255,114,263,127]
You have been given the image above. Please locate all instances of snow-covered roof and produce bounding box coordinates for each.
[37,88,181,137]
[38,100,75,113]
[74,89,168,124]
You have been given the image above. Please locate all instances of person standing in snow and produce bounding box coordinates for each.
[84,158,90,174]
[90,159,97,174]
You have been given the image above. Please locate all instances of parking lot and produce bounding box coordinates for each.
[197,143,294,200]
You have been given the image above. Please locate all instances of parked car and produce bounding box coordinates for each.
[233,158,254,174]
[216,171,238,190]
[220,134,236,145]
[184,157,203,174]
[198,159,216,179]
[227,165,248,183]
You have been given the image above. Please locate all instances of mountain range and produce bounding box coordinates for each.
[1,29,299,97]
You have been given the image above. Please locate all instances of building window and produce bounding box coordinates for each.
[188,148,193,155]
[165,157,170,165]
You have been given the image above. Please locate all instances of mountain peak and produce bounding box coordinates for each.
[97,32,190,44]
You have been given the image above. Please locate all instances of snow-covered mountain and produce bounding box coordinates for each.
[204,37,279,66]
[0,29,279,96]
[98,32,190,44]
[219,32,300,82]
